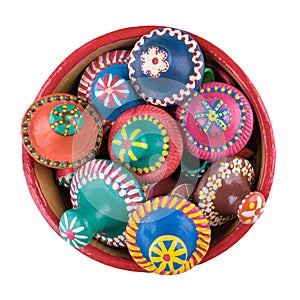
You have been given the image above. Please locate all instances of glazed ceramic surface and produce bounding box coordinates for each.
[60,159,145,248]
[194,156,265,226]
[22,26,275,272]
[176,82,253,160]
[128,27,205,106]
[21,94,103,169]
[78,50,145,121]
[108,104,183,184]
[126,195,211,274]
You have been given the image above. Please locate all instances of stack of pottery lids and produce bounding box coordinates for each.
[21,26,265,275]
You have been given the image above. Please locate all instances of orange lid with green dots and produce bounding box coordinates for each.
[21,93,103,169]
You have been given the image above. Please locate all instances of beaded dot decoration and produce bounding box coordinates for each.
[22,94,103,169]
[49,103,84,136]
[194,98,232,135]
[111,114,170,175]
[197,157,255,226]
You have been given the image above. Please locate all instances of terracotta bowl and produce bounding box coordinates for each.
[22,26,276,272]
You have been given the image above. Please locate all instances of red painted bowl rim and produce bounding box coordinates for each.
[22,25,276,272]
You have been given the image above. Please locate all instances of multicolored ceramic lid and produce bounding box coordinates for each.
[108,105,183,184]
[193,156,256,226]
[77,50,145,121]
[128,27,205,106]
[125,195,211,275]
[21,93,103,169]
[176,82,254,160]
[61,159,146,248]
[237,191,265,225]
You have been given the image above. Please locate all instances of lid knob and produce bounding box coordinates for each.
[194,97,232,135]
[49,103,84,136]
[59,209,95,248]
[148,235,188,273]
[237,191,266,224]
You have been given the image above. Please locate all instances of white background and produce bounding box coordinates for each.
[1,0,299,299]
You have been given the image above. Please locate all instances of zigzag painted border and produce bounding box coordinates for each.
[126,195,211,275]
[128,27,204,107]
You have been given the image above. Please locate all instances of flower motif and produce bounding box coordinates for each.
[198,200,213,213]
[59,213,89,248]
[207,174,222,190]
[218,162,231,178]
[140,46,169,78]
[94,73,129,108]
[149,235,188,273]
[238,192,265,224]
[198,186,215,202]
[231,158,243,176]
[241,159,251,176]
[49,103,84,136]
[194,99,231,135]
[112,126,148,163]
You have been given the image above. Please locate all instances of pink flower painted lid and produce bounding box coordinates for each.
[175,82,254,160]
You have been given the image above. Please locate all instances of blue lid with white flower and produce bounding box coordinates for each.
[77,50,145,121]
[128,27,205,107]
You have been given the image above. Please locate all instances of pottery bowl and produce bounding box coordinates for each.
[22,26,275,272]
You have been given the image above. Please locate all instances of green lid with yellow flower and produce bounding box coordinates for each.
[108,105,183,184]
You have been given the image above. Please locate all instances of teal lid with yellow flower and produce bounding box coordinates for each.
[108,105,183,184]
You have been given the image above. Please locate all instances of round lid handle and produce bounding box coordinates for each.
[237,191,266,225]
[59,209,96,248]
[112,125,165,163]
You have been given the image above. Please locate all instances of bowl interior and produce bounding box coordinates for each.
[23,27,272,270]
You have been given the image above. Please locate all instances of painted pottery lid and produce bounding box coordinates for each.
[128,27,205,106]
[108,105,183,184]
[126,195,211,275]
[77,50,145,121]
[237,191,265,225]
[60,159,145,248]
[21,94,103,169]
[194,156,256,226]
[176,82,254,160]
